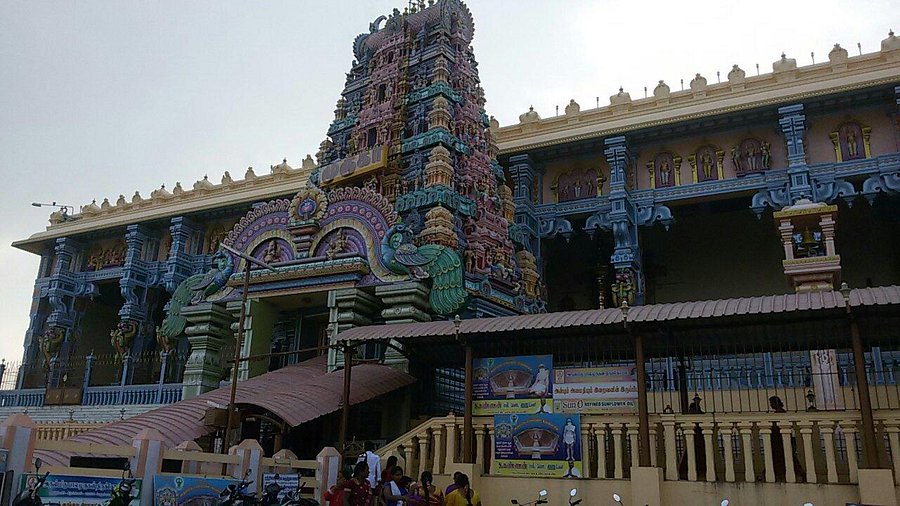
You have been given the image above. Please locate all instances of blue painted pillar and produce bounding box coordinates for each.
[508,154,541,261]
[604,136,644,305]
[164,216,200,293]
[46,237,81,330]
[21,248,54,380]
[778,104,813,204]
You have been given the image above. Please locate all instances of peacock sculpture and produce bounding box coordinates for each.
[157,249,234,344]
[381,223,467,315]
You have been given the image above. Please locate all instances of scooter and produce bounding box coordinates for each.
[568,488,581,506]
[13,458,49,506]
[218,470,258,506]
[511,489,548,506]
[107,465,137,506]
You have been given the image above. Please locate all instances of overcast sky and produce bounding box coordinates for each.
[0,0,895,365]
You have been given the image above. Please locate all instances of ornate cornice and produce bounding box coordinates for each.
[496,48,900,154]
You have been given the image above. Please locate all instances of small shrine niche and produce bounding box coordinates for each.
[647,152,681,189]
[84,240,127,271]
[552,167,604,203]
[688,145,725,183]
[829,121,871,162]
[773,199,841,293]
[731,138,772,176]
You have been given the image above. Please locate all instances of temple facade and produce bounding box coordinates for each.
[5,1,900,504]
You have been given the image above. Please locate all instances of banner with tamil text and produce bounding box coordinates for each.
[493,413,582,478]
[553,365,637,413]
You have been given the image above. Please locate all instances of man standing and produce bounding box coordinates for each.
[358,441,382,493]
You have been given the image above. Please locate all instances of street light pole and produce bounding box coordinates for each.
[456,315,474,463]
[219,243,277,454]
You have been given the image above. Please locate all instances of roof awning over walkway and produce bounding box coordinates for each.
[337,286,900,344]
[38,356,414,465]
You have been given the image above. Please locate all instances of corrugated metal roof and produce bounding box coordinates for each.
[37,356,414,465]
[338,286,900,342]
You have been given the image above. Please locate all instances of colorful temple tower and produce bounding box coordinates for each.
[313,0,543,316]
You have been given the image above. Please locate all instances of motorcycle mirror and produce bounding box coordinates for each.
[539,490,547,497]
[569,489,577,497]
[34,458,42,472]
[613,493,622,502]
[511,501,518,505]
[721,501,729,506]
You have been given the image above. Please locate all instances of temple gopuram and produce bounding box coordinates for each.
[5,1,900,505]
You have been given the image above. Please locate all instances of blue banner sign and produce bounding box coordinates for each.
[154,474,233,506]
[494,413,582,478]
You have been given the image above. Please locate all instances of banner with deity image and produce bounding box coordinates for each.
[493,413,582,478]
[473,355,553,415]
[553,365,638,414]
[154,474,233,506]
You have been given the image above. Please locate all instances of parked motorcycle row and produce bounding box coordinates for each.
[218,471,319,506]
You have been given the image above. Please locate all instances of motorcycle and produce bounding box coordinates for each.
[107,465,137,506]
[260,474,282,506]
[13,458,49,506]
[218,470,258,506]
[279,481,318,506]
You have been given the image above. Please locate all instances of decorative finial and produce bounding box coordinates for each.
[781,52,786,59]
[283,158,287,163]
[618,86,623,93]
[890,29,895,37]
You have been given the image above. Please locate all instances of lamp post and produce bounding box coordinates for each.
[219,243,277,454]
[840,282,879,468]
[31,201,74,220]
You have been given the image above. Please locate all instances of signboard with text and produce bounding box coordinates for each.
[154,474,232,506]
[20,473,142,506]
[553,365,637,413]
[473,355,553,415]
[494,413,582,478]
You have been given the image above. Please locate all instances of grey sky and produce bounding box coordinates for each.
[0,0,895,363]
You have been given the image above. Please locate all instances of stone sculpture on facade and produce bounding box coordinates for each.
[39,327,65,366]
[830,121,872,162]
[157,250,234,343]
[110,320,138,360]
[382,223,467,315]
[732,138,772,176]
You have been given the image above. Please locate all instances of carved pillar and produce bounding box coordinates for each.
[22,248,54,375]
[326,288,381,371]
[46,237,81,330]
[779,104,813,204]
[375,280,429,368]
[508,154,541,261]
[180,302,236,399]
[164,216,200,293]
[604,136,644,305]
[119,224,150,354]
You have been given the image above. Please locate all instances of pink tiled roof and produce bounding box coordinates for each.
[37,356,414,465]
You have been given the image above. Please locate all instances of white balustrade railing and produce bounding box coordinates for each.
[378,410,900,485]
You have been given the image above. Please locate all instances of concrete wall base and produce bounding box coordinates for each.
[631,466,663,506]
[859,468,898,506]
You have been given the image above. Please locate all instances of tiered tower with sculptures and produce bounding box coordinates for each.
[313,0,544,316]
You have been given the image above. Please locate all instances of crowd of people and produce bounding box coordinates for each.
[324,442,483,506]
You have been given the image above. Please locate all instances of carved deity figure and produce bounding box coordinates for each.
[659,159,671,186]
[701,151,714,180]
[263,239,280,264]
[746,144,757,171]
[39,327,65,366]
[731,147,740,173]
[611,271,635,307]
[326,231,348,260]
[847,131,859,158]
[110,320,138,361]
[761,141,771,169]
